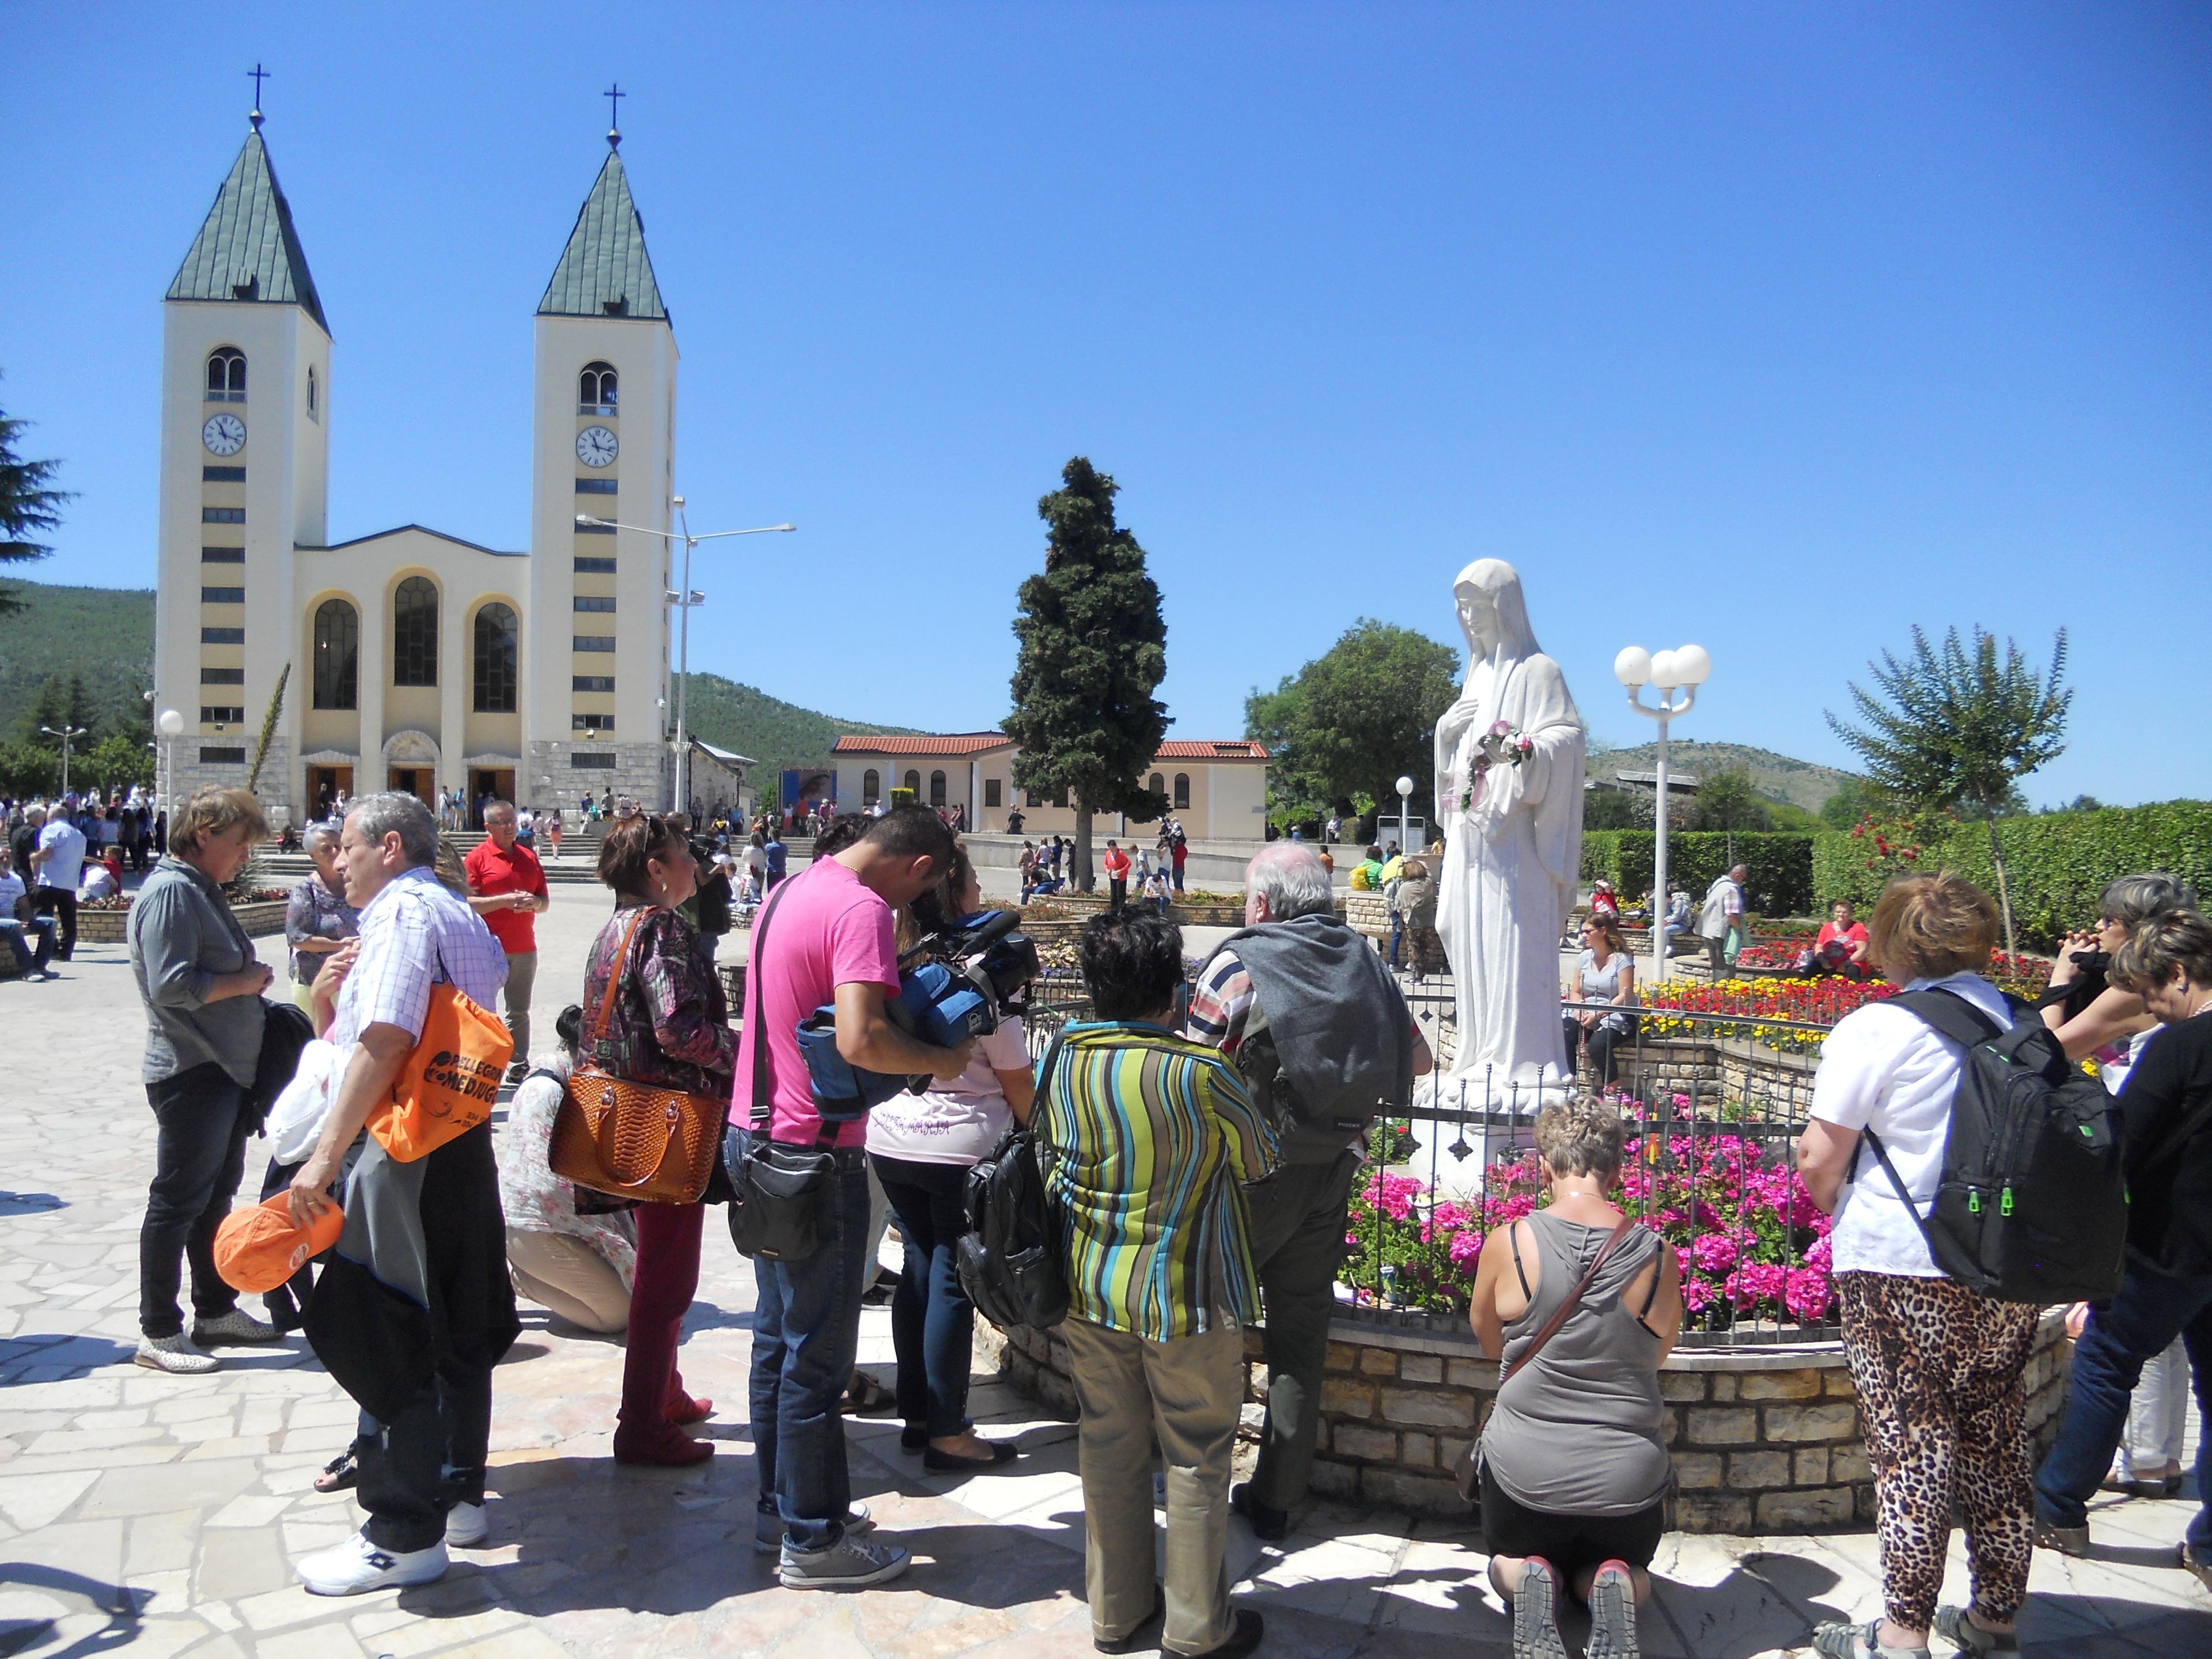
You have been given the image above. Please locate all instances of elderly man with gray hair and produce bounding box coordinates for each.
[285,790,515,1597]
[1185,842,1433,1540]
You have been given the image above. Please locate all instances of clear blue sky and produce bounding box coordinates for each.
[6,4,2207,805]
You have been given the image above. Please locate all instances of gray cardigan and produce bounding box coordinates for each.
[128,856,265,1086]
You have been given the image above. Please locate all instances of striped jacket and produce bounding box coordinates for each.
[1038,1020,1281,1341]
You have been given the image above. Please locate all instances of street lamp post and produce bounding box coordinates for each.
[40,724,89,800]
[1395,775,1415,860]
[1612,643,1712,984]
[156,710,185,835]
[577,505,794,813]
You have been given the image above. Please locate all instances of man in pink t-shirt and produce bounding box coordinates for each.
[731,805,969,1589]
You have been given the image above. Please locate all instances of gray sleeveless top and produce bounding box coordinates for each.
[1480,1211,1671,1516]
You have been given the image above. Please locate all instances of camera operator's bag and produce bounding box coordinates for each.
[728,882,839,1262]
[1858,988,2127,1304]
[550,908,724,1203]
[957,1033,1070,1330]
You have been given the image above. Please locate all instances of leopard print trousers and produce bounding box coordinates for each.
[1836,1271,2041,1633]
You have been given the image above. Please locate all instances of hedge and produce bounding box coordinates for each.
[1579,831,1815,916]
[1812,803,2212,949]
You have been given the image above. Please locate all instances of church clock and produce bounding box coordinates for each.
[575,425,619,467]
[202,413,247,456]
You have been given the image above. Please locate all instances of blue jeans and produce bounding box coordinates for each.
[870,1154,976,1440]
[738,1129,874,1552]
[1387,914,1406,969]
[2033,1259,2212,1553]
[1,916,55,975]
[140,1063,257,1339]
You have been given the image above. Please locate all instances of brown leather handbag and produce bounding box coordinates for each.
[550,907,726,1204]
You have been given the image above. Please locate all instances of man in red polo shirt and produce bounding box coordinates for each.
[464,800,550,1081]
[1101,839,1132,910]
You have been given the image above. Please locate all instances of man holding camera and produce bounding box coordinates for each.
[1188,843,1431,1543]
[733,804,972,1590]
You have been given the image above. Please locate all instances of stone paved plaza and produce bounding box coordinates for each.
[3,879,2210,1657]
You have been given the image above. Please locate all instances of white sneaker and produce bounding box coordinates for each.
[192,1308,279,1345]
[297,1532,449,1596]
[754,1501,872,1555]
[135,1334,218,1374]
[445,1501,489,1547]
[778,1531,910,1590]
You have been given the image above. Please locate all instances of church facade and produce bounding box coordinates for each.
[154,113,677,824]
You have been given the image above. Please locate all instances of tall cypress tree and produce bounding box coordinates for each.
[1006,457,1169,891]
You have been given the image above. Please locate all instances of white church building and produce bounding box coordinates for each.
[154,109,677,823]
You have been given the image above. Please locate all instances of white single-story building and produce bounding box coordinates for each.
[827,734,1270,842]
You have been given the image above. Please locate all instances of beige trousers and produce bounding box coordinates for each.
[506,1228,630,1334]
[1061,1316,1244,1656]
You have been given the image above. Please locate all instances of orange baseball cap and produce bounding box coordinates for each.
[214,1194,344,1294]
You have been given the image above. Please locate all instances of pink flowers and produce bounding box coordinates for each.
[1343,1115,1836,1330]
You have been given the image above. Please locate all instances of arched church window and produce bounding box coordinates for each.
[1149,772,1164,797]
[473,603,518,713]
[929,770,948,808]
[579,362,618,413]
[863,770,881,804]
[903,770,922,798]
[393,577,439,687]
[206,349,246,402]
[312,599,358,711]
[1173,773,1191,810]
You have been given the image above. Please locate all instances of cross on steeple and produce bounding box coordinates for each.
[247,62,270,129]
[604,82,625,147]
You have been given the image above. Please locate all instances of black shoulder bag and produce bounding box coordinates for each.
[725,880,843,1262]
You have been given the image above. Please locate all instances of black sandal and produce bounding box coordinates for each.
[843,1371,897,1415]
[313,1446,359,1494]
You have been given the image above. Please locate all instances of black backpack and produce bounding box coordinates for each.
[955,1034,1071,1331]
[1860,988,2128,1305]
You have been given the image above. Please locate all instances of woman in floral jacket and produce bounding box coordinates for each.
[588,814,736,1466]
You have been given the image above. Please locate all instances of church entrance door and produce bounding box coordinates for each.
[388,767,431,806]
[469,769,516,829]
[308,766,353,820]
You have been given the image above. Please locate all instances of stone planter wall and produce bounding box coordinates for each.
[976,1306,2070,1533]
[73,897,289,946]
[1618,1035,1819,1116]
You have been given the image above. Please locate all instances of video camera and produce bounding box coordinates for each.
[796,902,1042,1120]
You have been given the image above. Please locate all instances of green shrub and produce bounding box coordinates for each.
[1580,831,1814,915]
[889,787,916,808]
[1813,803,2212,948]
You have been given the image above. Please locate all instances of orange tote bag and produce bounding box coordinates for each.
[368,983,514,1162]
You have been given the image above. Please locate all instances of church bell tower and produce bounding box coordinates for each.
[526,108,677,810]
[154,103,330,818]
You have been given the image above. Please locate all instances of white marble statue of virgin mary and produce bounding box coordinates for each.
[1431,559,1586,1104]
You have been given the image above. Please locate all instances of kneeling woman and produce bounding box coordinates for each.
[500,1004,637,1335]
[1468,1096,1681,1659]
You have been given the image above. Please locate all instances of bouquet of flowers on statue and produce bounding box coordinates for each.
[1456,720,1536,813]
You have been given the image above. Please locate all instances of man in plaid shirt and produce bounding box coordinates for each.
[286,791,512,1596]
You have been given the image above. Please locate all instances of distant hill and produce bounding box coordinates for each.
[672,673,920,780]
[0,578,918,776]
[1586,740,1858,812]
[0,579,155,741]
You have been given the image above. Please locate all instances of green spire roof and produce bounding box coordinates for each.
[166,126,328,334]
[538,146,668,323]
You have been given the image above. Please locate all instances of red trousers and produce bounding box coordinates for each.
[620,1202,704,1431]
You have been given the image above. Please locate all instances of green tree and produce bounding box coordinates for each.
[22,672,97,748]
[0,741,59,797]
[1827,625,2071,962]
[1244,620,1460,830]
[1688,766,1773,834]
[0,381,73,615]
[1581,788,1647,831]
[78,732,154,794]
[1818,777,1881,832]
[1005,459,1169,891]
